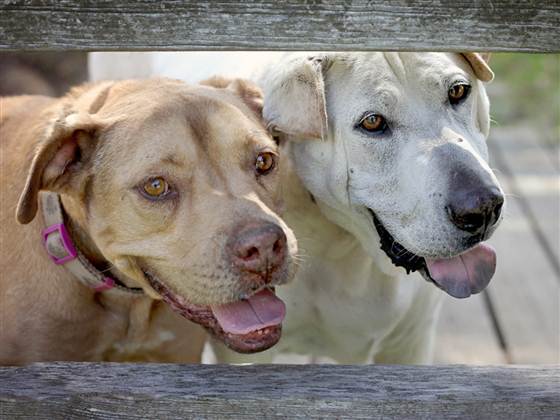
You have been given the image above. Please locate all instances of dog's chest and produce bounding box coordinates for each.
[96,297,205,363]
[277,255,415,363]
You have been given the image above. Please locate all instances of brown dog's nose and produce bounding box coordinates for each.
[228,222,287,279]
[446,186,504,236]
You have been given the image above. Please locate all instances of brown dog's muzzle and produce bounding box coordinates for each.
[227,221,288,286]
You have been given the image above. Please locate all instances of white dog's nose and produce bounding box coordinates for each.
[433,142,504,237]
[446,186,503,235]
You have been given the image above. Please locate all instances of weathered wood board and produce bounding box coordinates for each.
[1,1,559,52]
[0,363,558,419]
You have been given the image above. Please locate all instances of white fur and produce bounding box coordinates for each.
[88,52,502,363]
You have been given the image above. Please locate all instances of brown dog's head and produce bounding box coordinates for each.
[17,78,298,353]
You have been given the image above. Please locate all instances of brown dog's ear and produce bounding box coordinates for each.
[479,53,492,63]
[261,54,332,140]
[461,53,494,82]
[16,83,114,224]
[199,75,231,89]
[200,76,264,118]
[227,79,264,118]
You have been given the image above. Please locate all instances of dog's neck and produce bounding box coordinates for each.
[57,193,141,291]
[60,194,106,268]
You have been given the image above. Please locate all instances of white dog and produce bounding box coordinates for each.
[90,52,503,363]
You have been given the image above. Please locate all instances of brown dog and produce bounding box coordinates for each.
[0,78,297,365]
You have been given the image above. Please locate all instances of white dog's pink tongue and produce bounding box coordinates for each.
[211,289,286,335]
[425,243,496,298]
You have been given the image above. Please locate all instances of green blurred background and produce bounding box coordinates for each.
[489,54,559,152]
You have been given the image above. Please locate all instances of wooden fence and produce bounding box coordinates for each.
[0,1,559,52]
[1,363,559,418]
[0,1,559,418]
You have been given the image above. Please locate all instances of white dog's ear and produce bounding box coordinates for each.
[261,54,332,140]
[16,83,115,224]
[461,53,494,82]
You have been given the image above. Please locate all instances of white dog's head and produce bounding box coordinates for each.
[262,52,504,298]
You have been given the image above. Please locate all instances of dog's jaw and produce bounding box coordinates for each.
[143,270,284,353]
[367,208,496,299]
[369,209,426,274]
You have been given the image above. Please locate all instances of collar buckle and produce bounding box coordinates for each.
[42,223,78,265]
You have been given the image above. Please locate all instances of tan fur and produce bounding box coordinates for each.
[0,78,297,365]
[461,53,494,82]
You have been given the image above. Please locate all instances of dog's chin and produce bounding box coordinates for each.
[142,270,285,353]
[366,208,497,299]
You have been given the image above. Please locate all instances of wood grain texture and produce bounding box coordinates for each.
[1,1,559,52]
[0,363,558,419]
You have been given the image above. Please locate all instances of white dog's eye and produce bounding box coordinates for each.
[449,83,471,105]
[358,113,388,134]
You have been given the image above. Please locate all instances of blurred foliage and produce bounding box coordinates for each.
[488,53,559,146]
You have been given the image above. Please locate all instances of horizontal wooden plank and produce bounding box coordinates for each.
[0,363,558,419]
[0,1,559,52]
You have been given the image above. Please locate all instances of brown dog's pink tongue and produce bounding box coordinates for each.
[211,289,286,335]
[426,243,496,298]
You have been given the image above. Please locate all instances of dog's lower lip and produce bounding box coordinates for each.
[142,270,282,353]
[367,208,426,274]
[367,208,446,289]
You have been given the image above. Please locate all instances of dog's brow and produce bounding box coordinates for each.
[357,86,398,113]
[161,154,186,168]
[246,130,274,148]
[443,71,471,86]
[382,53,407,84]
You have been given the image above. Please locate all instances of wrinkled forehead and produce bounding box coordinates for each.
[333,52,474,94]
[326,52,476,118]
[97,93,274,174]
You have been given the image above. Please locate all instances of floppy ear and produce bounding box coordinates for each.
[461,53,494,82]
[260,54,331,140]
[16,83,114,224]
[200,76,264,118]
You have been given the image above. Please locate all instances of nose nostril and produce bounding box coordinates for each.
[493,201,503,221]
[446,204,485,234]
[241,246,260,261]
[272,239,283,255]
[460,213,485,233]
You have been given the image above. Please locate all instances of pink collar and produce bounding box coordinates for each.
[41,192,143,295]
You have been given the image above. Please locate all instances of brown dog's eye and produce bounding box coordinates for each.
[359,113,387,133]
[449,83,471,105]
[255,152,276,175]
[142,177,169,198]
